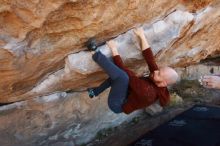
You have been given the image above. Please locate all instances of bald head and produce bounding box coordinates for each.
[160,67,179,85]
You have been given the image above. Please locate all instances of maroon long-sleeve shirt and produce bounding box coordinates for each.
[113,48,170,114]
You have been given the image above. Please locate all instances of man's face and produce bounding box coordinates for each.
[153,70,167,87]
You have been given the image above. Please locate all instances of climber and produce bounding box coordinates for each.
[200,75,220,89]
[86,27,179,114]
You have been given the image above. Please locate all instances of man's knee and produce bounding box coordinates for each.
[110,107,123,114]
[108,101,123,114]
[117,71,129,83]
[123,72,129,82]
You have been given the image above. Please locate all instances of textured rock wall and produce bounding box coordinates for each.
[0,90,140,146]
[0,0,220,146]
[0,0,220,103]
[1,0,181,102]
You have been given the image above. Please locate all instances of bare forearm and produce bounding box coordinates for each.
[140,36,150,50]
[134,27,150,50]
[111,47,119,56]
[107,40,119,56]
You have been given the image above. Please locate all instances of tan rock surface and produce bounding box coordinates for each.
[0,0,220,146]
[1,0,217,103]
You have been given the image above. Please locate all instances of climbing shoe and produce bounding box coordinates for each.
[86,38,98,51]
[87,88,96,98]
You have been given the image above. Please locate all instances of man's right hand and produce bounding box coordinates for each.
[133,27,150,50]
[134,27,145,39]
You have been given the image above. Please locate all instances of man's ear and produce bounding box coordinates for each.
[163,81,168,87]
[158,81,167,87]
[154,70,159,74]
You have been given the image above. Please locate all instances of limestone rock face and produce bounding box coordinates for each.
[0,90,140,146]
[1,0,181,102]
[0,0,220,145]
[1,0,218,103]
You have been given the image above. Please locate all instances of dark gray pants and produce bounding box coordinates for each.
[92,51,129,113]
